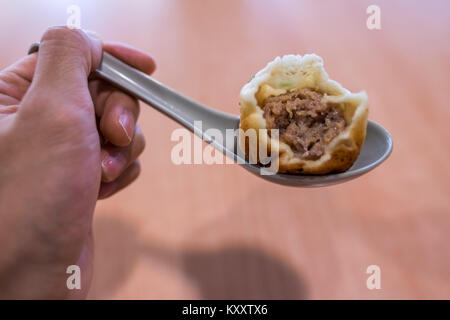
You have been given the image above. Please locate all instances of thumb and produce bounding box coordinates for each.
[21,26,102,114]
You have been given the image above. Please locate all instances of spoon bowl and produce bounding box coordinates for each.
[241,120,392,187]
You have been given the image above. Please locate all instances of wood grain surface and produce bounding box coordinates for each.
[1,0,449,299]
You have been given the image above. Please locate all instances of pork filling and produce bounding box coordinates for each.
[262,88,346,160]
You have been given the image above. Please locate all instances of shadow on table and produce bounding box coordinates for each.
[88,215,307,299]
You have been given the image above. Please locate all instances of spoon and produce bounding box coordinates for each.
[29,44,393,187]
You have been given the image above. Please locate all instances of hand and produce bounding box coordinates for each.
[0,27,155,298]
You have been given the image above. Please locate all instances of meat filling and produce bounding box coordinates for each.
[262,88,346,160]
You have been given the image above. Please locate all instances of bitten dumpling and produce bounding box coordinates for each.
[239,54,368,174]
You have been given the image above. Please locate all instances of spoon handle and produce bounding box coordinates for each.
[96,52,239,136]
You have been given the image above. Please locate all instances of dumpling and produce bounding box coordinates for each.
[239,54,368,174]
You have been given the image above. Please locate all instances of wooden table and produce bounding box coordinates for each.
[1,0,449,299]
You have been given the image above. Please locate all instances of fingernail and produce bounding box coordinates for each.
[118,113,133,143]
[101,154,115,182]
[101,151,128,182]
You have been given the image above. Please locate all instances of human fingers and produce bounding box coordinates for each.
[100,125,145,182]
